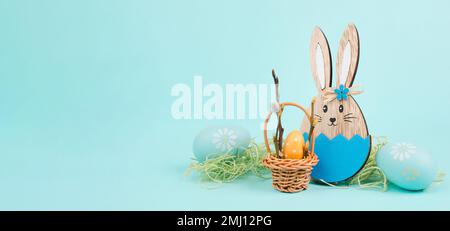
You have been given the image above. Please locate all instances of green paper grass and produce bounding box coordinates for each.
[186,137,389,191]
[185,140,270,183]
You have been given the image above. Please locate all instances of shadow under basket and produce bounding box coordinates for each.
[262,102,319,193]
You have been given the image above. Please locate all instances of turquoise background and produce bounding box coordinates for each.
[1,0,449,210]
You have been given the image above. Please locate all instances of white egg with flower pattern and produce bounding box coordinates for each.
[193,126,251,162]
[376,142,438,191]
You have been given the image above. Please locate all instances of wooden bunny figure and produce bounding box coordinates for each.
[301,24,371,183]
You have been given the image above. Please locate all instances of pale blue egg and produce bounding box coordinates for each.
[376,142,437,191]
[193,125,251,162]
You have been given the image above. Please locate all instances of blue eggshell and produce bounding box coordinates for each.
[376,142,437,191]
[193,125,251,162]
[304,133,371,183]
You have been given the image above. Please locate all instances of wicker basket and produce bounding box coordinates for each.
[263,102,319,193]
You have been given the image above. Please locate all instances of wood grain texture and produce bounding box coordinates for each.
[335,23,359,88]
[300,95,368,139]
[302,24,368,140]
[310,27,332,91]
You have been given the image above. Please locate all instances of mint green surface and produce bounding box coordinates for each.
[1,0,449,210]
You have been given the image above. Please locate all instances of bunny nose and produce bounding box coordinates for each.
[329,118,336,123]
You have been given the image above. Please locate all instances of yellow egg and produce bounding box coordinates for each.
[283,130,305,159]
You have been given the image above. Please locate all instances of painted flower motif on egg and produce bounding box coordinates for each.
[212,128,237,151]
[390,142,416,161]
[401,167,420,181]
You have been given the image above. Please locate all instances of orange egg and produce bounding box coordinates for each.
[282,130,305,159]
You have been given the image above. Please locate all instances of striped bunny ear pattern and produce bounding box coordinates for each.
[336,24,360,88]
[310,27,332,92]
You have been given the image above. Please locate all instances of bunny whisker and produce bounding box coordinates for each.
[344,113,353,117]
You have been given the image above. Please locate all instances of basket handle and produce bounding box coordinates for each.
[263,102,316,157]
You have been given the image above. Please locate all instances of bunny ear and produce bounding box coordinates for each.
[336,23,360,88]
[310,27,332,92]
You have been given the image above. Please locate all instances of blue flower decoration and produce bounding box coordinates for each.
[334,84,349,101]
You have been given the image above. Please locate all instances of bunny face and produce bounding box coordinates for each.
[301,24,368,140]
[309,94,368,139]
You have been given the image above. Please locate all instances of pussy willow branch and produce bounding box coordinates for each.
[277,108,284,158]
[272,69,283,158]
[305,97,317,157]
[272,69,280,102]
